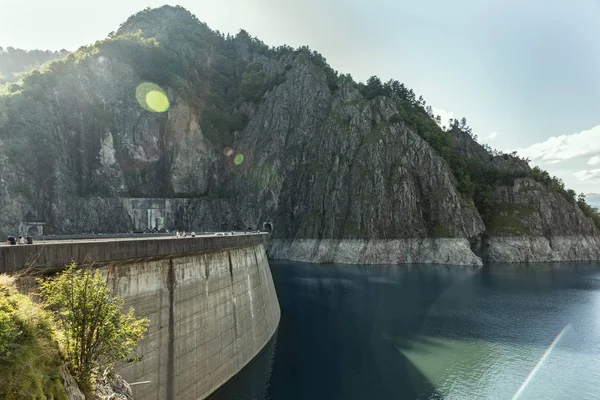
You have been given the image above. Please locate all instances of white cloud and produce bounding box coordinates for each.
[514,125,600,165]
[484,131,498,141]
[588,156,600,165]
[573,169,600,182]
[431,107,454,129]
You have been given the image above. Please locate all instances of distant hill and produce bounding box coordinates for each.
[0,47,69,84]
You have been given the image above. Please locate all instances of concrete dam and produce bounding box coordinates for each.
[0,234,281,400]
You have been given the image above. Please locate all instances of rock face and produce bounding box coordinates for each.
[0,6,598,265]
[269,238,483,266]
[485,236,600,263]
[61,366,85,400]
[483,178,600,262]
[94,370,133,400]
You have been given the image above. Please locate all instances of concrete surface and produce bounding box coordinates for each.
[0,233,268,273]
[107,244,280,400]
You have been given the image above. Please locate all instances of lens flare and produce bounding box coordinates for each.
[223,147,233,157]
[136,82,170,113]
[234,154,245,165]
[511,324,571,400]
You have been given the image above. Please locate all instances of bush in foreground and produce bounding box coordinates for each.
[0,275,68,399]
[39,263,150,395]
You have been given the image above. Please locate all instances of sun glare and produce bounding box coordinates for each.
[136,82,170,113]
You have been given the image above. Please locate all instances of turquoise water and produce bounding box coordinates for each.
[211,261,600,399]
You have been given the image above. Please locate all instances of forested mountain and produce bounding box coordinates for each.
[0,5,598,264]
[0,47,69,84]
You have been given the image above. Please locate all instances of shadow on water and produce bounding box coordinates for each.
[207,330,278,400]
[210,260,600,399]
[214,262,451,400]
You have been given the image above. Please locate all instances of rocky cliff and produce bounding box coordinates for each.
[0,6,598,265]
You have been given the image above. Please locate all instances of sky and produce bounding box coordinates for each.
[1,0,600,195]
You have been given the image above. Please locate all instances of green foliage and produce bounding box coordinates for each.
[240,62,268,102]
[240,62,287,103]
[577,193,600,230]
[0,46,69,84]
[487,203,534,235]
[360,76,388,99]
[359,73,599,229]
[0,286,18,360]
[566,189,577,204]
[0,276,68,400]
[433,226,453,238]
[39,263,149,392]
[2,4,599,234]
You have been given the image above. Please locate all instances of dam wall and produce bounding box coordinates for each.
[0,235,280,400]
[0,234,267,273]
[108,243,280,399]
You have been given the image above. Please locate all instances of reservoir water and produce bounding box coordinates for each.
[210,261,600,399]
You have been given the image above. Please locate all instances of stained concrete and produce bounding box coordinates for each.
[0,233,268,273]
[102,244,280,400]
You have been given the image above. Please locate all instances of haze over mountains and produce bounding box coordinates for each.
[0,47,69,84]
[0,5,598,264]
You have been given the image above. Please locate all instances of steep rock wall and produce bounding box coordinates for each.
[484,178,600,262]
[485,236,600,263]
[269,238,483,266]
[0,6,598,265]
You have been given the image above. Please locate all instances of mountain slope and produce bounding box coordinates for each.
[0,47,69,84]
[0,6,598,264]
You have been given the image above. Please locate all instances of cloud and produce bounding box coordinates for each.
[588,156,600,165]
[586,192,600,208]
[431,107,454,128]
[514,125,600,164]
[573,168,600,181]
[431,106,498,145]
[484,131,498,141]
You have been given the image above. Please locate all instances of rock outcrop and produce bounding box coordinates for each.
[61,366,85,400]
[94,370,133,400]
[482,178,600,262]
[0,6,598,265]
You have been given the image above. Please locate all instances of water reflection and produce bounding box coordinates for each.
[211,261,600,400]
[207,330,277,400]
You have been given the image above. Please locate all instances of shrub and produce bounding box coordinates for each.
[39,263,149,393]
[0,275,67,400]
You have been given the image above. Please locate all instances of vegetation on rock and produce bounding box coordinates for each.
[0,4,598,240]
[0,46,69,84]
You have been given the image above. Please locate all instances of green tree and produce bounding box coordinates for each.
[362,76,387,99]
[240,62,268,102]
[38,263,149,394]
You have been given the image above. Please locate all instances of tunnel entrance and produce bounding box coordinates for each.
[262,222,274,233]
[19,221,45,237]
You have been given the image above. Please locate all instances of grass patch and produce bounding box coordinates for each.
[487,203,535,236]
[0,275,68,400]
[362,123,388,147]
[517,185,540,194]
[433,226,453,238]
